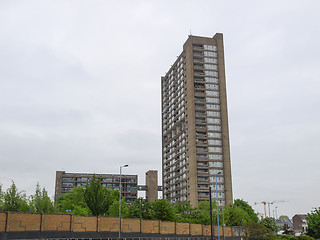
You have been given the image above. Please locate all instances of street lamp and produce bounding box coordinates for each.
[216,171,222,240]
[209,186,214,240]
[119,164,128,239]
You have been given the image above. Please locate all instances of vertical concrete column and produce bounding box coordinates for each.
[145,170,158,202]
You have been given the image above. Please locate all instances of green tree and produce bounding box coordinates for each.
[128,198,153,219]
[84,174,114,216]
[307,207,320,239]
[282,223,294,235]
[3,181,30,212]
[260,217,277,233]
[279,215,289,220]
[56,186,90,215]
[191,200,217,225]
[0,184,4,210]
[30,183,54,213]
[174,202,193,222]
[108,198,129,218]
[234,199,259,222]
[245,221,272,239]
[223,204,250,226]
[151,199,176,221]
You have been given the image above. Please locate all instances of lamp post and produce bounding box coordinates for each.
[119,164,128,239]
[216,171,222,240]
[222,205,225,240]
[209,186,213,240]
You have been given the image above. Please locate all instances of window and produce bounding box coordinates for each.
[62,177,73,181]
[206,91,219,97]
[207,112,220,118]
[205,70,214,76]
[205,84,219,90]
[204,64,218,70]
[208,132,221,138]
[206,104,220,111]
[205,77,219,83]
[207,118,221,124]
[62,182,73,186]
[204,58,217,64]
[206,97,219,103]
[208,147,222,153]
[209,154,222,160]
[207,125,221,131]
[209,161,223,167]
[204,51,217,57]
[204,45,217,51]
[209,169,224,175]
[208,139,222,145]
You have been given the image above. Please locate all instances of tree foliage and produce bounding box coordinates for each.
[1,178,264,230]
[234,199,259,222]
[108,198,129,218]
[128,198,153,219]
[0,184,4,210]
[307,207,320,239]
[245,221,272,239]
[30,183,54,213]
[56,186,90,215]
[174,202,193,222]
[3,181,30,212]
[224,204,250,226]
[151,199,176,221]
[84,174,112,216]
[282,223,294,235]
[191,200,217,225]
[260,217,277,232]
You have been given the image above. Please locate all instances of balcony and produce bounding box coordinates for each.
[193,57,204,63]
[196,131,207,138]
[194,89,205,96]
[195,125,206,131]
[195,96,205,102]
[197,163,208,168]
[195,117,206,124]
[196,139,207,144]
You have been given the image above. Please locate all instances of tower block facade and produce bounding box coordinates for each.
[161,33,233,206]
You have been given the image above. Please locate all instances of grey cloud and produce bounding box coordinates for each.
[0,0,319,218]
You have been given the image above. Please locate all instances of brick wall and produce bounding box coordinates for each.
[224,226,233,236]
[122,218,140,233]
[176,222,189,235]
[202,224,211,236]
[160,221,175,234]
[0,213,7,232]
[73,216,97,232]
[0,212,235,237]
[42,214,71,231]
[141,219,159,233]
[213,226,223,236]
[6,213,41,232]
[190,223,202,235]
[98,216,118,232]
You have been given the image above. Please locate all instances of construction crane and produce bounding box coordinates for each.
[255,200,288,218]
[254,201,267,218]
[268,200,288,218]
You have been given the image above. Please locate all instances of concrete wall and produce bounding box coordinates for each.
[0,212,237,238]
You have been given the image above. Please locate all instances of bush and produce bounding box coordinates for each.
[263,234,316,240]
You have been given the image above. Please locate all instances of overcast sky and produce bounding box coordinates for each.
[0,0,319,218]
